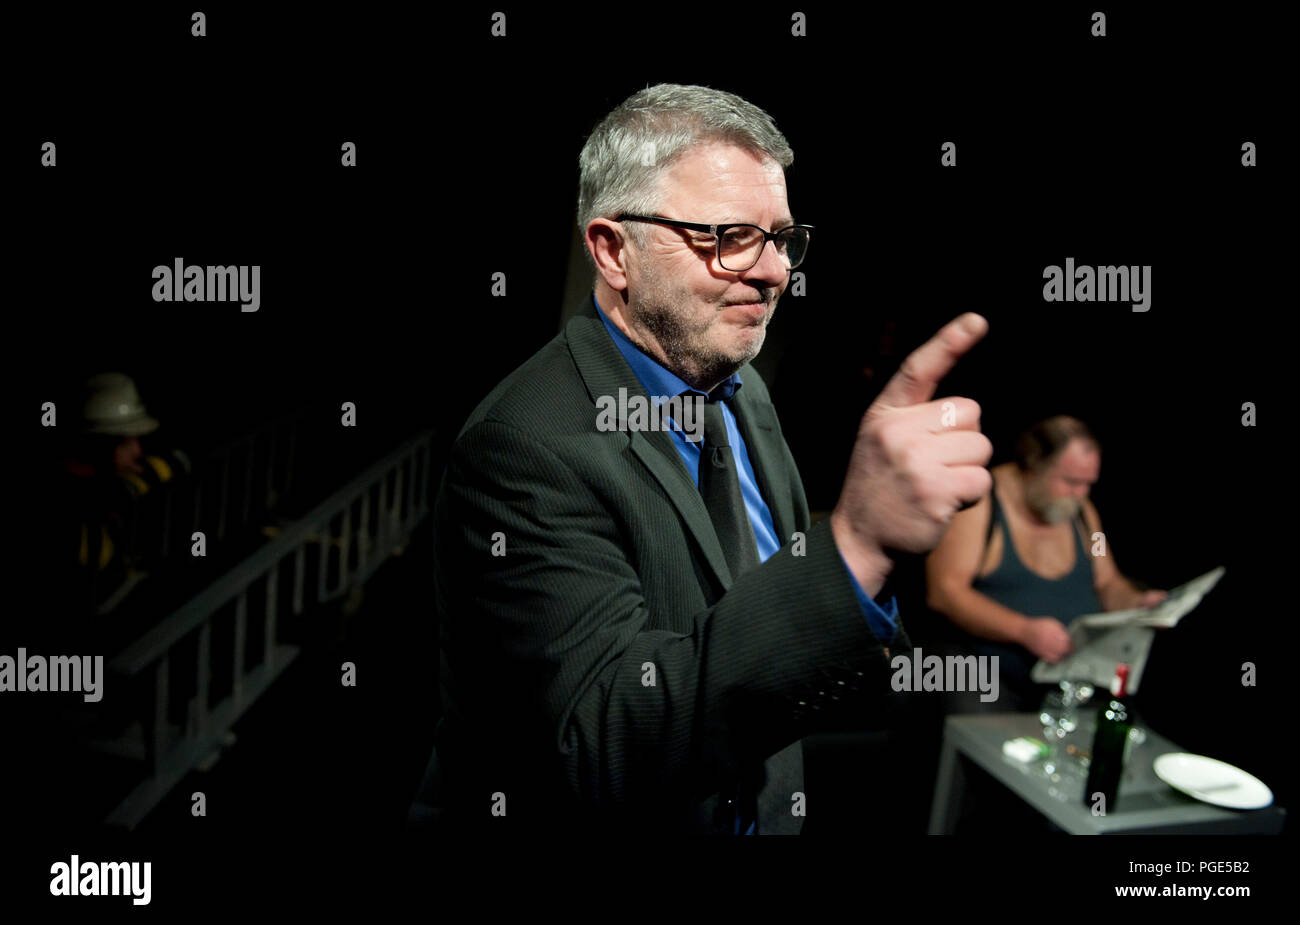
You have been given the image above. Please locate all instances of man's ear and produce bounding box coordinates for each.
[587,219,629,293]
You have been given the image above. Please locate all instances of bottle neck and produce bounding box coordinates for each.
[1111,664,1129,699]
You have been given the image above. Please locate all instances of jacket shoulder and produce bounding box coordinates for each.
[454,331,590,440]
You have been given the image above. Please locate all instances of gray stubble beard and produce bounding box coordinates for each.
[628,258,771,389]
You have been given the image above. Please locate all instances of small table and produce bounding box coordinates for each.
[928,712,1286,834]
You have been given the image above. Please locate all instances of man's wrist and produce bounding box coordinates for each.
[1101,584,1134,611]
[1009,614,1032,647]
[829,510,894,599]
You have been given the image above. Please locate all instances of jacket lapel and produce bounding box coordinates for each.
[626,429,734,588]
[566,300,735,590]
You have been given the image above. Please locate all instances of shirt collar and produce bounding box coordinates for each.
[593,293,743,402]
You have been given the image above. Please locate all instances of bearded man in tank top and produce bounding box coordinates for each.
[925,416,1168,713]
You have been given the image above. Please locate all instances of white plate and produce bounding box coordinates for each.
[1153,752,1273,810]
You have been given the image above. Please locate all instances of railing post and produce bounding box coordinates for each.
[339,502,353,589]
[150,654,170,776]
[233,590,247,707]
[316,515,331,603]
[193,622,211,738]
[377,474,389,559]
[265,562,279,672]
[358,489,371,577]
[391,464,404,546]
[293,544,305,615]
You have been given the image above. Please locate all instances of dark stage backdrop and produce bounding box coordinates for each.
[5,4,1289,910]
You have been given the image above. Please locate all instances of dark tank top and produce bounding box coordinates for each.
[967,482,1102,688]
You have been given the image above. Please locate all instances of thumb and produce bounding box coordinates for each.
[871,313,988,412]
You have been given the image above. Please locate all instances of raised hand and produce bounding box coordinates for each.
[831,313,994,589]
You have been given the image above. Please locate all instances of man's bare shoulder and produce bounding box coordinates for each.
[1080,495,1103,533]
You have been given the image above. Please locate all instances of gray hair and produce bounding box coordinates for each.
[576,84,794,274]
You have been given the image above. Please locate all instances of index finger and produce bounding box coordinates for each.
[873,313,988,411]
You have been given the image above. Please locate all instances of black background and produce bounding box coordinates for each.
[4,3,1290,909]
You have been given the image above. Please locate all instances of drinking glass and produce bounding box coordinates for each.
[1038,680,1094,778]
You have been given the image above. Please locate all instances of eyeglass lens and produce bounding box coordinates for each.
[718,226,808,271]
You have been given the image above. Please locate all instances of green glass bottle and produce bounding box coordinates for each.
[1083,663,1131,813]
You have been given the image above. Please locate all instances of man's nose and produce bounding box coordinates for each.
[739,238,791,288]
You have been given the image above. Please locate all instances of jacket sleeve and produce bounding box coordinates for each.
[435,416,912,819]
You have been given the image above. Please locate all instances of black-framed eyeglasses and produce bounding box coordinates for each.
[615,214,813,272]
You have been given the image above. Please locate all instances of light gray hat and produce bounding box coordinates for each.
[81,372,161,437]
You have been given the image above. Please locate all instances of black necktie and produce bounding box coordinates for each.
[692,390,764,834]
[697,393,762,582]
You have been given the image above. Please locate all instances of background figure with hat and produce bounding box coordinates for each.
[35,372,189,644]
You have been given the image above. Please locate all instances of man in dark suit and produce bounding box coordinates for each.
[431,84,993,833]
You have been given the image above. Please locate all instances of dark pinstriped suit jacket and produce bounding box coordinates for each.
[433,297,913,833]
